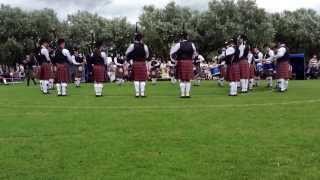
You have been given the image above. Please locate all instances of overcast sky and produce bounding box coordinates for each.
[1,0,320,22]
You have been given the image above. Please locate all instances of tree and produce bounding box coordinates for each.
[272,9,320,54]
[0,38,23,65]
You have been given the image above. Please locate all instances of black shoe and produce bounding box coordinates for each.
[185,96,191,98]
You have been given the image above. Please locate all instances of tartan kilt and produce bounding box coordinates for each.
[249,65,255,79]
[276,60,290,79]
[226,63,240,82]
[116,66,124,78]
[40,63,51,80]
[219,65,226,78]
[93,65,106,83]
[177,60,193,81]
[76,66,83,78]
[239,59,250,79]
[132,61,148,81]
[56,63,69,83]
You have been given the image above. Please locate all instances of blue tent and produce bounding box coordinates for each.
[289,54,305,59]
[289,53,305,80]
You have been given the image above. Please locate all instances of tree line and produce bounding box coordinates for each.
[0,0,320,65]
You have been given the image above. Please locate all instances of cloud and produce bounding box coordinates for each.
[0,0,319,23]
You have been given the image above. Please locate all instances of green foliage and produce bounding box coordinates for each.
[0,38,23,65]
[0,1,320,63]
[272,9,320,54]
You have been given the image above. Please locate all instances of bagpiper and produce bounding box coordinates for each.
[225,38,240,96]
[170,31,197,98]
[38,38,52,94]
[52,39,81,96]
[274,41,290,92]
[237,35,250,93]
[126,32,150,98]
[91,41,107,97]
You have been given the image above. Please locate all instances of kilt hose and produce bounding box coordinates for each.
[40,63,51,80]
[56,63,69,83]
[177,60,194,81]
[219,65,226,79]
[93,64,106,83]
[249,64,255,79]
[239,59,250,79]
[226,63,240,82]
[132,61,148,81]
[276,60,290,79]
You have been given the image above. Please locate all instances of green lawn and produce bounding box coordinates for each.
[0,80,319,180]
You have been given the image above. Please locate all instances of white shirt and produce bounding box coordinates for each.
[101,52,108,65]
[170,40,197,60]
[275,47,287,59]
[40,46,51,62]
[265,49,275,64]
[62,49,80,65]
[238,43,246,58]
[225,46,235,56]
[125,41,149,59]
[254,51,263,63]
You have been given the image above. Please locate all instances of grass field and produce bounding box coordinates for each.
[0,80,319,180]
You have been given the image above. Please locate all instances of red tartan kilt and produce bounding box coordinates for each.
[56,63,69,83]
[93,65,106,83]
[40,63,51,80]
[132,61,147,81]
[249,65,255,79]
[177,60,193,81]
[226,63,240,82]
[239,59,250,79]
[219,65,226,78]
[276,60,289,79]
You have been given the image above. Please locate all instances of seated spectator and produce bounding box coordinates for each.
[307,54,319,74]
